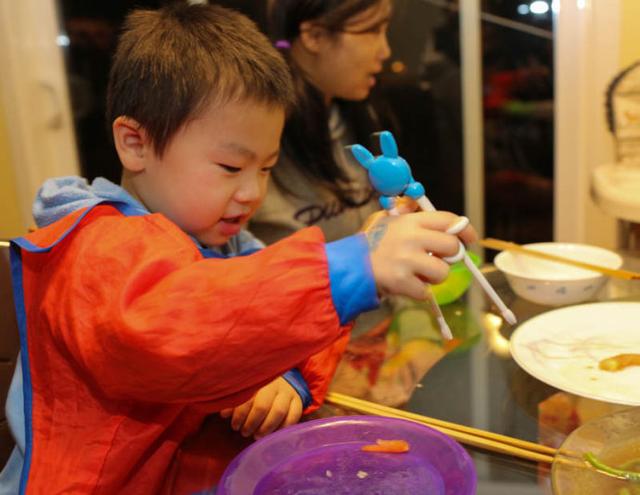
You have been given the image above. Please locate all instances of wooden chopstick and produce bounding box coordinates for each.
[479,238,640,281]
[325,392,557,464]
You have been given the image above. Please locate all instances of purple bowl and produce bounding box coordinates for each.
[217,415,476,495]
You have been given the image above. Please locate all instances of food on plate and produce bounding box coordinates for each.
[361,439,410,453]
[584,452,640,482]
[598,354,640,372]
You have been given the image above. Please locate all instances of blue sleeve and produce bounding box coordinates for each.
[282,369,312,409]
[325,233,379,325]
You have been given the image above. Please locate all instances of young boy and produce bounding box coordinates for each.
[0,4,475,494]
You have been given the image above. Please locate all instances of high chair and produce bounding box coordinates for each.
[0,241,19,466]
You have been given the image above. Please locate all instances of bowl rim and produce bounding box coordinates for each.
[493,242,623,281]
[217,415,478,495]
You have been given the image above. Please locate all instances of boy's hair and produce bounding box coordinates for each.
[107,2,294,157]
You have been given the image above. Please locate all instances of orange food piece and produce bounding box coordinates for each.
[361,439,410,453]
[599,353,640,372]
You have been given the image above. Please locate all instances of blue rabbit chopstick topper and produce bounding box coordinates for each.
[349,131,426,211]
[348,131,517,328]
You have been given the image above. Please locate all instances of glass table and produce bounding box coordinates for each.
[317,252,640,494]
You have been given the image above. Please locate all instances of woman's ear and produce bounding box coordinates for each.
[112,116,151,172]
[298,21,327,54]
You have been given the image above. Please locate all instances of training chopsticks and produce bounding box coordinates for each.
[325,392,557,464]
[480,238,640,281]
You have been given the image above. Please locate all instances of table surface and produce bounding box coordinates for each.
[317,251,640,495]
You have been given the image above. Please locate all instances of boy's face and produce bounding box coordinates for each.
[131,100,284,246]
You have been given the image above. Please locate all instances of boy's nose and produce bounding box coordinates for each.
[235,176,262,203]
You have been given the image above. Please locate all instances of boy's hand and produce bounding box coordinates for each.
[220,376,303,439]
[365,211,477,300]
[360,198,418,232]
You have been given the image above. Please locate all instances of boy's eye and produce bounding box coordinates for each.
[261,166,275,174]
[219,164,241,173]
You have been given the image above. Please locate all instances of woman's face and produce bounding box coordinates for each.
[305,1,392,102]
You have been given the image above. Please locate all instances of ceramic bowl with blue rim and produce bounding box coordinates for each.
[494,242,623,306]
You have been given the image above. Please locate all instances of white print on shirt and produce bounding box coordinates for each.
[294,188,376,226]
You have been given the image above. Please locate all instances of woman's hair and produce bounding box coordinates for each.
[269,0,382,40]
[267,0,385,204]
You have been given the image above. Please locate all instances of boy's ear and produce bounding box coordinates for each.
[298,21,327,54]
[112,116,152,172]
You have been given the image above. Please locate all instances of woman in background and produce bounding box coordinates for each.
[250,0,394,243]
[251,0,410,403]
[251,1,462,410]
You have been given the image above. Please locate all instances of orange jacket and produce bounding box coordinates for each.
[8,203,376,494]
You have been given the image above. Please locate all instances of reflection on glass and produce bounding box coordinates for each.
[481,0,554,250]
[383,0,464,215]
[57,1,164,183]
[56,0,554,253]
[482,311,510,358]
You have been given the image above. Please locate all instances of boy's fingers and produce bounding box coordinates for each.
[415,212,478,249]
[454,222,477,245]
[254,394,292,438]
[415,210,461,230]
[282,397,303,429]
[219,408,232,418]
[416,231,462,259]
[443,215,477,245]
[255,399,302,439]
[240,394,272,437]
[409,254,450,287]
[230,400,253,432]
[384,271,430,301]
[446,216,469,235]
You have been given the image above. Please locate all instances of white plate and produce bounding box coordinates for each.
[510,302,640,405]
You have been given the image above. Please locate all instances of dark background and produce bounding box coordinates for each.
[57,0,554,247]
